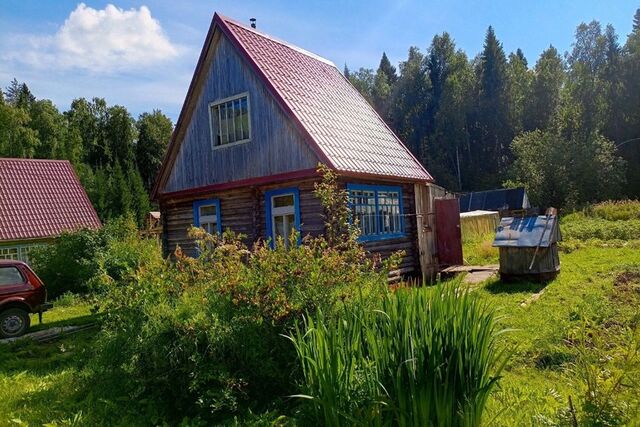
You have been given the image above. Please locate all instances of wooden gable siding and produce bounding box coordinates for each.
[162,177,419,277]
[164,33,319,194]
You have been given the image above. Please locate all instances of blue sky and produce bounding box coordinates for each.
[1,1,638,122]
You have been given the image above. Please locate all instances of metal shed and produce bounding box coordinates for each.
[492,212,561,281]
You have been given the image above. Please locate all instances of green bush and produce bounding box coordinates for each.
[30,228,104,297]
[289,283,508,426]
[30,215,157,298]
[89,229,391,423]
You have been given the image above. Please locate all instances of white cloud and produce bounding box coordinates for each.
[6,3,179,73]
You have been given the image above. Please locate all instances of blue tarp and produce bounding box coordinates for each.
[459,187,529,213]
[492,215,560,248]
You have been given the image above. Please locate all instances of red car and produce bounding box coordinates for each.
[0,260,53,338]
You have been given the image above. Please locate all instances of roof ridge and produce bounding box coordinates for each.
[218,13,336,67]
[0,157,70,163]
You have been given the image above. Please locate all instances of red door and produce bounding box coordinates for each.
[435,198,463,267]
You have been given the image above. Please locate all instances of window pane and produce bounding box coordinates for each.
[200,205,217,217]
[274,215,285,239]
[211,105,221,146]
[378,191,400,234]
[201,221,216,234]
[0,247,19,260]
[273,194,294,208]
[241,97,249,140]
[211,96,250,146]
[234,99,242,141]
[0,267,23,286]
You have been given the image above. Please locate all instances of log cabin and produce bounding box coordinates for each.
[152,13,441,279]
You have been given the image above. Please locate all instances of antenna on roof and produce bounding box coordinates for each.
[250,18,256,29]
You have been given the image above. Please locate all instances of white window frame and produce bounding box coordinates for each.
[0,247,19,261]
[208,92,252,150]
[271,194,296,244]
[199,205,218,235]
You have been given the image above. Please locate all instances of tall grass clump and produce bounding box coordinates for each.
[289,284,509,426]
[588,200,640,221]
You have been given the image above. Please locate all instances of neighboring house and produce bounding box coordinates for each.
[458,187,530,213]
[0,158,101,263]
[152,13,439,278]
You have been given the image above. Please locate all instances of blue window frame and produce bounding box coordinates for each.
[193,199,222,235]
[347,184,404,241]
[265,187,301,248]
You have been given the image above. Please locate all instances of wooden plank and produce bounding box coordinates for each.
[164,34,319,193]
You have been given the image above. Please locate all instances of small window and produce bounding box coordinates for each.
[0,247,19,260]
[0,266,24,287]
[209,94,250,148]
[348,184,404,240]
[266,188,300,248]
[193,199,222,235]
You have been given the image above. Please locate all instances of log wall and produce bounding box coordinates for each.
[161,177,421,277]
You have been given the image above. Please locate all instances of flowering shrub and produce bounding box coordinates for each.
[90,166,398,423]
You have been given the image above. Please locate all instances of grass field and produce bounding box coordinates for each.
[1,204,639,425]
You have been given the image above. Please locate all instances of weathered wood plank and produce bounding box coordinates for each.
[164,34,319,193]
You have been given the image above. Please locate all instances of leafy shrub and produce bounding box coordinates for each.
[588,200,640,221]
[30,228,104,297]
[30,215,157,298]
[289,283,508,426]
[90,228,392,423]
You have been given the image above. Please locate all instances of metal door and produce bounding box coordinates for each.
[435,198,463,267]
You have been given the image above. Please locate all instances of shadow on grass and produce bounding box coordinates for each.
[484,279,550,295]
[29,313,98,333]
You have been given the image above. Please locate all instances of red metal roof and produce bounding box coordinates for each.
[152,13,432,198]
[0,158,101,242]
[218,15,432,181]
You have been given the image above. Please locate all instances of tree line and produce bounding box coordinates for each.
[0,80,173,226]
[346,10,640,208]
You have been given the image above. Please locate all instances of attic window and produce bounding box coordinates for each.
[209,93,251,148]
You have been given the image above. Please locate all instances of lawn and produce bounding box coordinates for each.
[1,207,639,425]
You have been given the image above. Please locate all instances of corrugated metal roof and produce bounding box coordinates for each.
[459,187,529,213]
[493,215,560,248]
[219,15,432,181]
[0,158,101,241]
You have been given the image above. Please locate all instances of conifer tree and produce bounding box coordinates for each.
[471,26,512,187]
[378,52,398,84]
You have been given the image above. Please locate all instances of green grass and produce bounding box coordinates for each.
[29,301,95,333]
[478,245,640,425]
[2,207,640,425]
[462,231,499,265]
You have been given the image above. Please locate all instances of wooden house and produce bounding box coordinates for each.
[0,158,102,263]
[152,13,440,278]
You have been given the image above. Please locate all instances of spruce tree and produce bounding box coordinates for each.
[110,163,132,218]
[378,52,398,84]
[471,26,512,187]
[390,47,430,159]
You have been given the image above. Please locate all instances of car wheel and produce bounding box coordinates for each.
[0,308,31,338]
